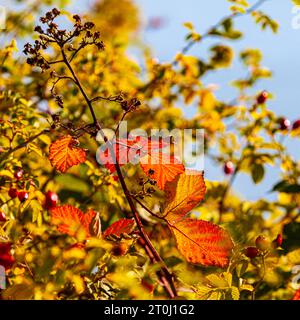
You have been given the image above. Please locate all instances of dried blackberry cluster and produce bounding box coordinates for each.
[121,98,141,112]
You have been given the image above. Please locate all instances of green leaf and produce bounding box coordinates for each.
[251,163,265,184]
[55,174,89,193]
[271,180,300,194]
[164,256,183,268]
[282,222,300,251]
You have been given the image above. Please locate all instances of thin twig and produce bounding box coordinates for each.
[132,195,165,220]
[218,164,239,224]
[59,45,177,298]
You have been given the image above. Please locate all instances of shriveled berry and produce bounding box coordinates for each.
[245,246,259,258]
[111,243,128,256]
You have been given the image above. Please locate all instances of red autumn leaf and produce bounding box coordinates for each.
[0,243,15,270]
[50,205,96,238]
[103,218,135,238]
[97,136,174,176]
[97,138,139,173]
[163,170,206,223]
[140,152,185,190]
[292,289,300,300]
[169,218,233,267]
[49,135,86,173]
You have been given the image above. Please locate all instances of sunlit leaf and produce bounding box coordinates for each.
[103,218,135,238]
[49,135,87,173]
[50,205,96,238]
[163,170,206,222]
[169,218,233,267]
[140,152,185,190]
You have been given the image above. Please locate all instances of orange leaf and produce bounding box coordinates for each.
[103,218,135,238]
[50,205,96,238]
[163,170,206,223]
[140,152,185,190]
[49,135,86,173]
[169,218,233,267]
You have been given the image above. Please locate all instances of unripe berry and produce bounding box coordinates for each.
[255,235,271,251]
[0,211,6,222]
[44,191,59,210]
[292,119,300,130]
[245,246,259,258]
[279,118,290,131]
[224,161,234,175]
[18,191,29,203]
[256,91,269,104]
[14,169,24,180]
[8,188,18,199]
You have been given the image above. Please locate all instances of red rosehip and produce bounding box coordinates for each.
[279,118,290,131]
[272,234,283,248]
[255,235,271,251]
[224,161,234,175]
[245,246,259,258]
[292,119,300,130]
[256,91,269,104]
[14,169,24,180]
[0,211,6,222]
[44,191,59,210]
[0,243,15,269]
[8,188,18,199]
[18,191,29,203]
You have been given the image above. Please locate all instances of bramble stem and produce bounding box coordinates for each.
[60,45,177,298]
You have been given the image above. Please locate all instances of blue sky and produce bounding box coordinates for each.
[135,0,300,201]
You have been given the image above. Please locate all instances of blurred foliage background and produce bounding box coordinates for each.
[0,0,299,300]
